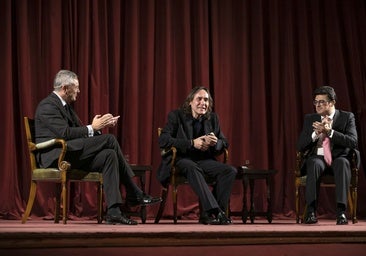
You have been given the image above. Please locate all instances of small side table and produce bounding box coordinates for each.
[126,164,152,224]
[239,167,277,224]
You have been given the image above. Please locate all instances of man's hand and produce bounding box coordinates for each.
[192,133,217,151]
[312,116,332,135]
[193,136,209,151]
[91,114,120,131]
[204,132,217,146]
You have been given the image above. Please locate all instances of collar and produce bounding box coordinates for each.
[53,91,67,107]
[321,109,335,120]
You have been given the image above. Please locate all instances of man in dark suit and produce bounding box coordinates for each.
[157,86,237,225]
[35,70,161,225]
[297,86,358,225]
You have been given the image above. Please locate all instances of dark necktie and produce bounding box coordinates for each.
[64,104,77,126]
[64,104,72,119]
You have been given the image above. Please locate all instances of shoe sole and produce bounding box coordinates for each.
[129,199,163,207]
[105,220,138,225]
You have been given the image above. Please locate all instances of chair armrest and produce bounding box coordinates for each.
[31,138,68,169]
[31,138,67,151]
[295,151,304,177]
[160,146,178,167]
[349,148,361,169]
[223,148,228,163]
[170,147,177,167]
[35,139,57,149]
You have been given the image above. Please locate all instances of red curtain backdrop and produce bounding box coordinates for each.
[1,0,365,221]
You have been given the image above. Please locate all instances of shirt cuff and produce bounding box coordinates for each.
[87,125,94,137]
[328,129,334,138]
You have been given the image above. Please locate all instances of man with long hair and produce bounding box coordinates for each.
[157,86,237,225]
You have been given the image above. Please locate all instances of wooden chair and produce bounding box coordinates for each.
[22,117,104,224]
[154,128,228,224]
[294,149,360,224]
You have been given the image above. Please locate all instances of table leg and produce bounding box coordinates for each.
[242,177,249,223]
[266,176,273,223]
[139,174,147,224]
[249,178,255,224]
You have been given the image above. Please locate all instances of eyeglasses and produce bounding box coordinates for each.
[313,100,329,106]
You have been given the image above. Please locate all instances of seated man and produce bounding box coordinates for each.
[297,86,358,225]
[157,86,237,225]
[35,69,161,225]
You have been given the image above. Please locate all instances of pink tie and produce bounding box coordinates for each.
[323,136,332,166]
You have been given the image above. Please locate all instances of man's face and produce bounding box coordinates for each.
[313,94,334,116]
[190,89,209,119]
[64,80,80,103]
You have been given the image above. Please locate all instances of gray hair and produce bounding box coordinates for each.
[53,70,79,90]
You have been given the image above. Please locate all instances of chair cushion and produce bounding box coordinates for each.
[32,168,102,182]
[32,168,62,180]
[68,169,102,181]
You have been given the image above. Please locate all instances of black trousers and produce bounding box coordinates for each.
[65,134,142,208]
[175,158,237,213]
[305,155,351,210]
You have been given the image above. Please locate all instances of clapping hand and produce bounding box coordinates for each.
[92,113,120,130]
[313,115,331,135]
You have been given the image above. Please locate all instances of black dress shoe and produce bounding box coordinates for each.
[336,213,348,225]
[105,214,138,225]
[199,214,220,225]
[215,211,233,225]
[128,194,162,206]
[304,211,318,224]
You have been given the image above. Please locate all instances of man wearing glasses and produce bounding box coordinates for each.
[297,86,358,225]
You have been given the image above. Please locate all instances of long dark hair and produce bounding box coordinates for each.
[181,86,213,118]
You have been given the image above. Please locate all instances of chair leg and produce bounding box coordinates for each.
[349,187,358,224]
[154,187,168,224]
[54,183,61,223]
[173,185,178,224]
[295,185,300,224]
[302,204,308,223]
[353,189,358,224]
[21,181,37,224]
[97,182,103,224]
[61,181,67,224]
[140,206,147,224]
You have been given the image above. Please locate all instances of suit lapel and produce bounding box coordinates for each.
[186,118,194,139]
[49,93,78,126]
[313,114,321,122]
[331,109,340,128]
[203,118,212,135]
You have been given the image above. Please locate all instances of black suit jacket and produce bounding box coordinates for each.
[296,109,358,173]
[157,109,229,185]
[35,93,99,168]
